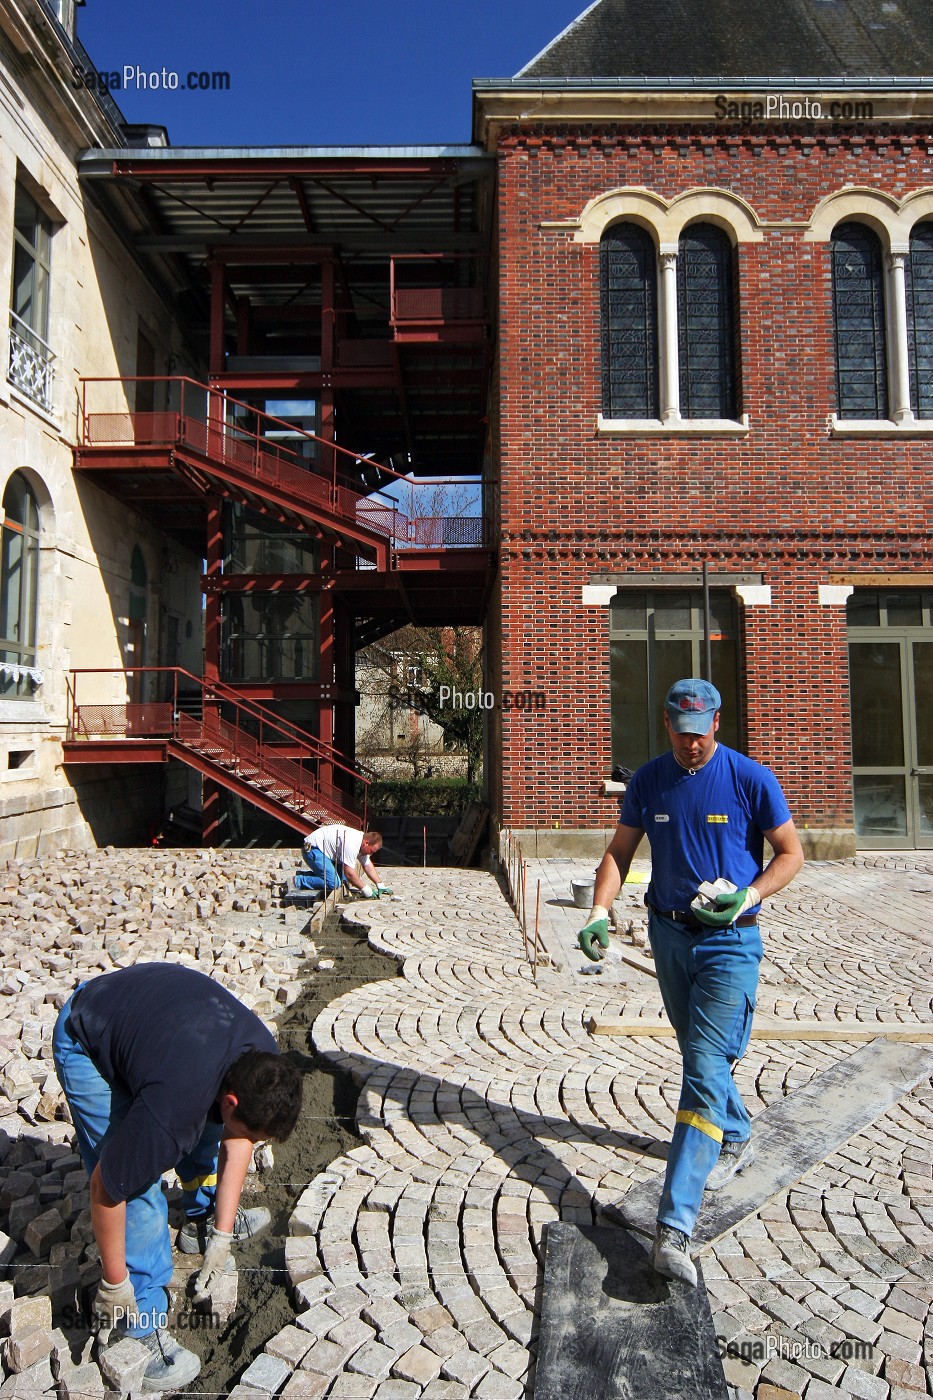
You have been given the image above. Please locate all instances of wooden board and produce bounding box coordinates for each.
[588,1015,933,1041]
[606,1039,933,1248]
[534,1222,728,1400]
[448,801,489,867]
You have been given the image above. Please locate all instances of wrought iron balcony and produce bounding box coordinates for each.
[9,311,55,414]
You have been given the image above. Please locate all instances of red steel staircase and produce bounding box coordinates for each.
[75,377,489,568]
[64,668,367,835]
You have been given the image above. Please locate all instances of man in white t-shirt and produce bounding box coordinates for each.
[299,824,389,897]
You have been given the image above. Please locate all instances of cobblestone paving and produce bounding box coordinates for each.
[1,848,932,1400]
[289,855,933,1400]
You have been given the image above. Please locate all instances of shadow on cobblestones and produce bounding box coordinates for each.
[177,913,401,1397]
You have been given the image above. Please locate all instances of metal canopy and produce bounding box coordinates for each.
[78,144,495,476]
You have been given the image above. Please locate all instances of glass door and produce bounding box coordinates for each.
[912,641,933,844]
[847,590,933,848]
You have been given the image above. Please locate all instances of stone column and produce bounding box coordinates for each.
[886,247,914,424]
[659,248,680,423]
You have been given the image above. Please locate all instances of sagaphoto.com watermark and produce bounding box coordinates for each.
[388,684,548,713]
[715,93,874,121]
[72,64,231,95]
[718,1335,874,1364]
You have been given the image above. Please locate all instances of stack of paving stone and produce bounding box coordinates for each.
[0,847,319,1399]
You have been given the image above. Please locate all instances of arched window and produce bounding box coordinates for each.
[0,473,40,698]
[907,223,933,419]
[831,222,888,420]
[677,224,736,420]
[600,223,658,420]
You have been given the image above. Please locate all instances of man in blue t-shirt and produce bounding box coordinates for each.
[579,679,804,1286]
[53,964,303,1391]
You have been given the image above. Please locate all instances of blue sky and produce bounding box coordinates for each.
[75,0,584,148]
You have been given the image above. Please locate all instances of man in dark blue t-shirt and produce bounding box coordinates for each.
[579,679,803,1286]
[53,964,302,1391]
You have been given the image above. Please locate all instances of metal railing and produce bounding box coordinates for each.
[9,311,55,413]
[78,376,491,553]
[390,254,486,329]
[66,667,367,827]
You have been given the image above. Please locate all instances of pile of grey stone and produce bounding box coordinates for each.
[0,846,317,1399]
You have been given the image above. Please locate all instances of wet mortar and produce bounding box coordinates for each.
[174,910,399,1396]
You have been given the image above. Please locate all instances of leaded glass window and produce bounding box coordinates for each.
[677,224,736,419]
[907,223,933,419]
[831,222,888,420]
[600,223,658,419]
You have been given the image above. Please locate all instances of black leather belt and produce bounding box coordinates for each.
[650,906,758,932]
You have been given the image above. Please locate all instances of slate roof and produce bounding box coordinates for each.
[517,0,933,78]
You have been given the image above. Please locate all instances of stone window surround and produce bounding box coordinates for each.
[555,182,933,437]
[569,187,762,435]
[805,187,933,435]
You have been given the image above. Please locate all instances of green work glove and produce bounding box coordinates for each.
[694,885,760,928]
[376,882,393,896]
[360,884,377,899]
[578,905,611,961]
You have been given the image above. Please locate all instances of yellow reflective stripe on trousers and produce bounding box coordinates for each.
[675,1109,723,1143]
[179,1172,218,1191]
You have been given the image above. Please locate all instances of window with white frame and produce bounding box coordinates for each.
[814,193,933,430]
[9,184,55,414]
[599,219,739,426]
[0,473,41,698]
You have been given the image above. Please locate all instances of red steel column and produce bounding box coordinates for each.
[318,547,335,799]
[320,255,336,491]
[202,497,224,843]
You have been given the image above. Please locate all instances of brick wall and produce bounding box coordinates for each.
[495,127,933,835]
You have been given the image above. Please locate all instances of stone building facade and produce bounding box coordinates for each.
[0,0,202,859]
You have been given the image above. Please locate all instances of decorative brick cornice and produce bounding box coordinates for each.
[498,528,933,569]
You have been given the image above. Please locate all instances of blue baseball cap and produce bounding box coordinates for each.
[664,678,722,734]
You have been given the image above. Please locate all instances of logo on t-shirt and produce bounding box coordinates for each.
[707,814,729,823]
[654,814,669,822]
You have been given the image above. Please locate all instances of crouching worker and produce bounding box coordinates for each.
[53,963,303,1391]
[298,823,391,899]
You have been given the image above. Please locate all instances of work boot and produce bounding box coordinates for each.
[177,1204,271,1254]
[135,1328,202,1392]
[651,1224,697,1286]
[705,1137,755,1192]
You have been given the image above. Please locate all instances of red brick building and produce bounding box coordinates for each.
[475,0,933,856]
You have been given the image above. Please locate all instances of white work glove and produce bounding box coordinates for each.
[192,1227,234,1303]
[360,884,377,899]
[376,882,393,896]
[693,882,760,928]
[92,1273,137,1338]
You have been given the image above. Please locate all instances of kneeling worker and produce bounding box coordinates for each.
[299,823,391,898]
[579,680,803,1286]
[53,963,303,1391]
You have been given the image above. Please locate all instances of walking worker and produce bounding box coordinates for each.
[298,823,391,898]
[53,963,303,1391]
[579,679,803,1285]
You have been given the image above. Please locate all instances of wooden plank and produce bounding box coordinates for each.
[534,1222,728,1400]
[588,1016,933,1041]
[605,1039,933,1248]
[448,801,489,867]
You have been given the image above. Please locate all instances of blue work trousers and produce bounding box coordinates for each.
[648,912,762,1238]
[297,845,341,892]
[52,993,223,1336]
